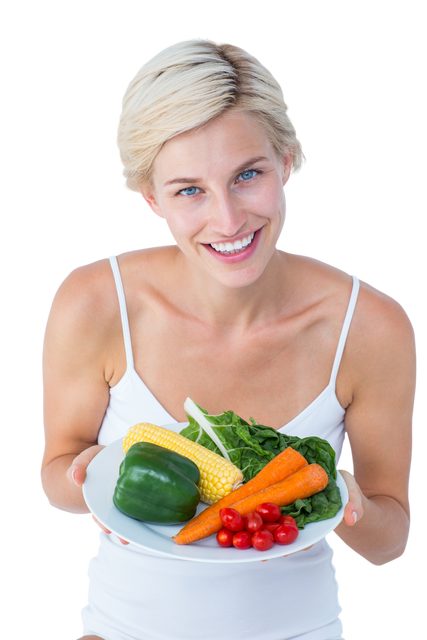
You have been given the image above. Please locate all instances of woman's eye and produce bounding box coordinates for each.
[179,187,199,196]
[175,169,262,198]
[240,169,260,182]
[237,170,258,182]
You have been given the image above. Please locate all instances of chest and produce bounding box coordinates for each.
[122,310,345,429]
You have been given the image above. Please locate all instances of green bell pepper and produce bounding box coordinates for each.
[113,442,201,524]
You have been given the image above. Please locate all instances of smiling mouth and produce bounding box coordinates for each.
[210,232,255,256]
[205,229,259,255]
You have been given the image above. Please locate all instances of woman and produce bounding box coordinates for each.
[41,40,415,640]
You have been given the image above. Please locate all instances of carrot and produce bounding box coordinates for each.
[173,463,328,545]
[176,447,307,537]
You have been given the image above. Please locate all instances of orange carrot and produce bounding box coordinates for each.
[173,463,328,545]
[176,446,308,537]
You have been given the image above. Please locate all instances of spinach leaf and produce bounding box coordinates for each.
[280,476,342,528]
[180,403,342,529]
[181,410,287,479]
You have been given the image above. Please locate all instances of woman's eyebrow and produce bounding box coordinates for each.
[163,156,269,187]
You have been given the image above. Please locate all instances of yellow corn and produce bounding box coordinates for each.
[122,423,244,504]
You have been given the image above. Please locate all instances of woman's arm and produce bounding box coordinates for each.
[42,447,106,513]
[335,284,415,565]
[41,261,117,514]
[336,470,410,565]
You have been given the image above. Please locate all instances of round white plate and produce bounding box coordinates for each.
[83,435,348,563]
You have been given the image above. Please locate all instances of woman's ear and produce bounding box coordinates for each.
[141,190,164,218]
[282,152,292,188]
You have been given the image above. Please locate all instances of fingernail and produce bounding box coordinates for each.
[71,467,81,486]
[352,511,357,524]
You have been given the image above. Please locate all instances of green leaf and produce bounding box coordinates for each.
[281,477,342,528]
[180,402,342,529]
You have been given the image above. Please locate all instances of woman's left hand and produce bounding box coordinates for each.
[339,469,364,527]
[261,469,364,562]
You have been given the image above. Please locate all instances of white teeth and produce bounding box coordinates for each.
[211,232,255,255]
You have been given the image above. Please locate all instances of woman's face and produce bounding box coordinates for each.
[144,110,291,289]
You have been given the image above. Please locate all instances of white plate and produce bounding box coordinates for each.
[83,434,348,563]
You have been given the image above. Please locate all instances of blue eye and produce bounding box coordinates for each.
[240,169,257,182]
[180,187,198,196]
[175,169,262,198]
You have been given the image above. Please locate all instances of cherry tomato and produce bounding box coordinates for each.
[277,515,297,527]
[244,512,263,533]
[220,508,245,532]
[232,530,253,549]
[252,529,275,551]
[274,523,299,545]
[255,502,282,522]
[262,522,281,535]
[216,528,234,548]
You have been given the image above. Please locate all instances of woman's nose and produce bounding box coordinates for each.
[208,192,247,237]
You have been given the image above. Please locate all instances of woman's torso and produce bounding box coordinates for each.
[100,247,358,431]
[78,242,365,640]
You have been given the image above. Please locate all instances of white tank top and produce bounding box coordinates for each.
[83,256,360,640]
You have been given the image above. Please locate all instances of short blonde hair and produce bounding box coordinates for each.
[117,40,304,192]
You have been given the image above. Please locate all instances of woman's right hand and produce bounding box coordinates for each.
[67,445,129,545]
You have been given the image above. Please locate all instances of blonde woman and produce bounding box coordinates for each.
[41,40,414,640]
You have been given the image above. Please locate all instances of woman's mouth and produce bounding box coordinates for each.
[210,232,255,255]
[203,229,261,264]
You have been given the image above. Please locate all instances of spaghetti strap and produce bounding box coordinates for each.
[329,276,360,384]
[109,256,135,371]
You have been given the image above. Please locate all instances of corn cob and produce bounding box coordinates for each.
[122,423,244,504]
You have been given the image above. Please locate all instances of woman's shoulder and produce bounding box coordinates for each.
[347,277,415,377]
[57,247,172,295]
[287,252,414,356]
[52,257,116,320]
[297,255,414,373]
[289,253,415,404]
[45,258,120,358]
[288,253,412,325]
[50,247,175,325]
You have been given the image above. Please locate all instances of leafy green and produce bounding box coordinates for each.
[180,404,342,529]
[280,476,342,528]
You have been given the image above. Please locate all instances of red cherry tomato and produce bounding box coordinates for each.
[220,508,245,532]
[252,529,275,551]
[277,515,297,527]
[262,522,281,535]
[232,530,253,549]
[216,528,234,548]
[255,502,282,522]
[244,512,263,533]
[274,523,299,545]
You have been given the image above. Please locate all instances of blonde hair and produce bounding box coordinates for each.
[117,40,304,192]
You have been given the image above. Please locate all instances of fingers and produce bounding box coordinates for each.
[281,544,313,558]
[92,515,111,535]
[89,513,129,544]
